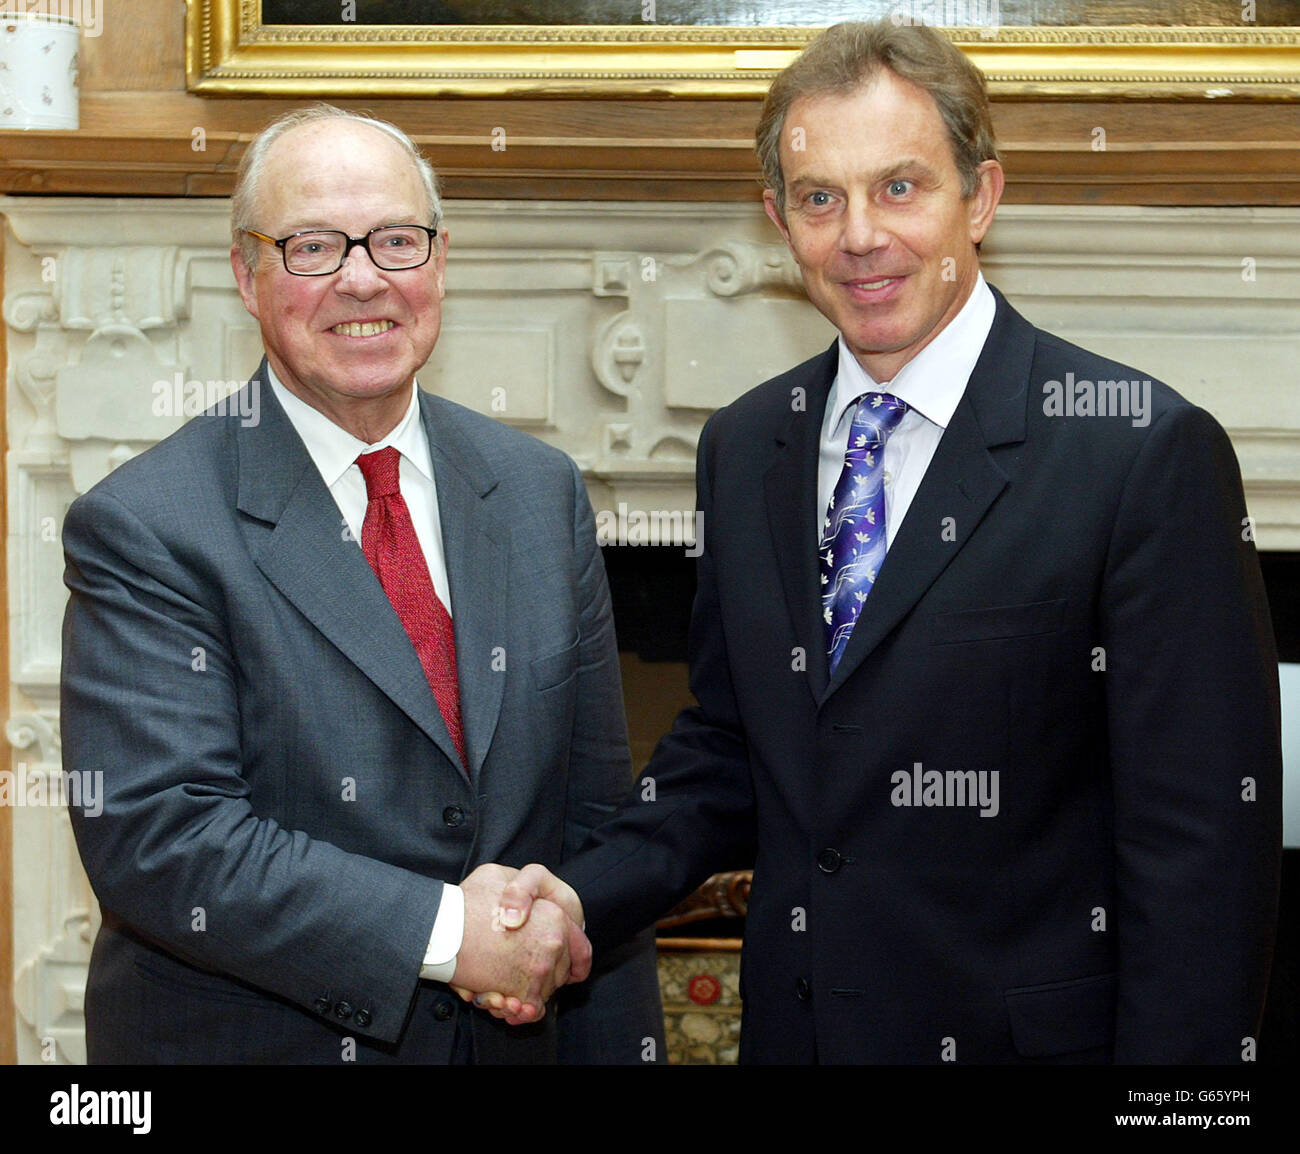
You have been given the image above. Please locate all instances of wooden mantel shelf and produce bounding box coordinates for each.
[2,88,1300,206]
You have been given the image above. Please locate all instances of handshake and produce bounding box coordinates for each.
[449,862,587,1024]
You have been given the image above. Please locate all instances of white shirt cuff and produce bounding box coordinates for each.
[419,882,465,983]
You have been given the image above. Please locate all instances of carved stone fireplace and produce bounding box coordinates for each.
[4,196,1298,1062]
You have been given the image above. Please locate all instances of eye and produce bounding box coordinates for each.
[887,179,913,197]
[807,190,833,207]
[284,233,339,259]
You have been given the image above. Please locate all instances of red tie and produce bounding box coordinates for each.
[356,448,466,770]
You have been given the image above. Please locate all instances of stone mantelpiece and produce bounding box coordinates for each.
[6,200,1297,534]
[3,197,1298,1062]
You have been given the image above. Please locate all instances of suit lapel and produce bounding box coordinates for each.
[821,290,1035,702]
[420,391,509,783]
[763,344,838,701]
[236,365,462,763]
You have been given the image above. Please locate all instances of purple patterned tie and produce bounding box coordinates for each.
[821,392,908,672]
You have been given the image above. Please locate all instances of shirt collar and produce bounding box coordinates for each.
[266,366,433,488]
[829,272,996,433]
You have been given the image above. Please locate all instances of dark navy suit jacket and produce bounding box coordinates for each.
[562,289,1281,1063]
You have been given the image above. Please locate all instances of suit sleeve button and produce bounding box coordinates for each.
[795,977,813,1001]
[442,805,465,827]
[817,848,842,873]
[334,1001,354,1021]
[314,995,332,1014]
[354,1008,372,1027]
[432,998,455,1021]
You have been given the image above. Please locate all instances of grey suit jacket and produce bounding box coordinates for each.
[62,362,663,1064]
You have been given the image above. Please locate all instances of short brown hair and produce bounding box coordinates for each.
[756,21,999,218]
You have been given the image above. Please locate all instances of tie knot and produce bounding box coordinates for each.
[357,447,402,499]
[848,392,908,446]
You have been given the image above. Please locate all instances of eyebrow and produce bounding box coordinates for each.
[787,158,941,189]
[274,219,422,235]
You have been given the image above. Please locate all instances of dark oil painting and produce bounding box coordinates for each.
[262,1,1300,30]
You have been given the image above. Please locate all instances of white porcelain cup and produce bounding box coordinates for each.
[0,11,79,131]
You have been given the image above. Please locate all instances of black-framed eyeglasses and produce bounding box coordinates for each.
[243,224,439,276]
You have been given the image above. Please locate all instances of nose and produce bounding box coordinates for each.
[335,243,385,296]
[839,197,890,257]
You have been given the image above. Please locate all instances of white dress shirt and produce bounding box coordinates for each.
[817,273,996,550]
[267,369,464,983]
[267,370,453,613]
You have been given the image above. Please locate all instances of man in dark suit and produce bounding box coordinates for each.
[496,22,1282,1062]
[61,105,662,1063]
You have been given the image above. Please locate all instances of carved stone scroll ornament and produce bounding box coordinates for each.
[693,240,803,299]
[3,290,63,449]
[6,711,97,1065]
[4,711,60,764]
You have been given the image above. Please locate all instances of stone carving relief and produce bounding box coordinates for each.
[5,712,96,1065]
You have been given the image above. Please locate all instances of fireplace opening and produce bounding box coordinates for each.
[605,545,748,937]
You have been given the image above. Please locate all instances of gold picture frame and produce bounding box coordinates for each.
[186,1,1300,100]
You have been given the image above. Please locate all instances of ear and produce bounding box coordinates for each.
[967,159,1004,245]
[231,245,260,320]
[431,226,448,300]
[763,189,795,250]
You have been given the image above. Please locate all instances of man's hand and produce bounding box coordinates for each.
[451,863,588,1024]
[450,863,590,1023]
[498,862,583,931]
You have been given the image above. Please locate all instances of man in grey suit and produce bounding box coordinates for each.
[61,105,662,1063]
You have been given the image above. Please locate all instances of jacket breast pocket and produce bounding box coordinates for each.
[930,598,1067,645]
[530,637,579,691]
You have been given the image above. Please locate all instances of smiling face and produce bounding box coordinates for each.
[232,119,446,441]
[764,70,1003,383]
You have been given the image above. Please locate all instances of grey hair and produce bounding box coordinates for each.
[231,104,442,271]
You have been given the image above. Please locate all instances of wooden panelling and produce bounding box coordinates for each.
[78,0,187,93]
[4,91,1300,204]
[0,0,1297,204]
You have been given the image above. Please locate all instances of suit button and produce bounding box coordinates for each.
[334,1001,354,1021]
[314,995,332,1014]
[817,848,842,873]
[354,1008,372,1027]
[442,805,465,828]
[796,977,813,1001]
[432,998,455,1021]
